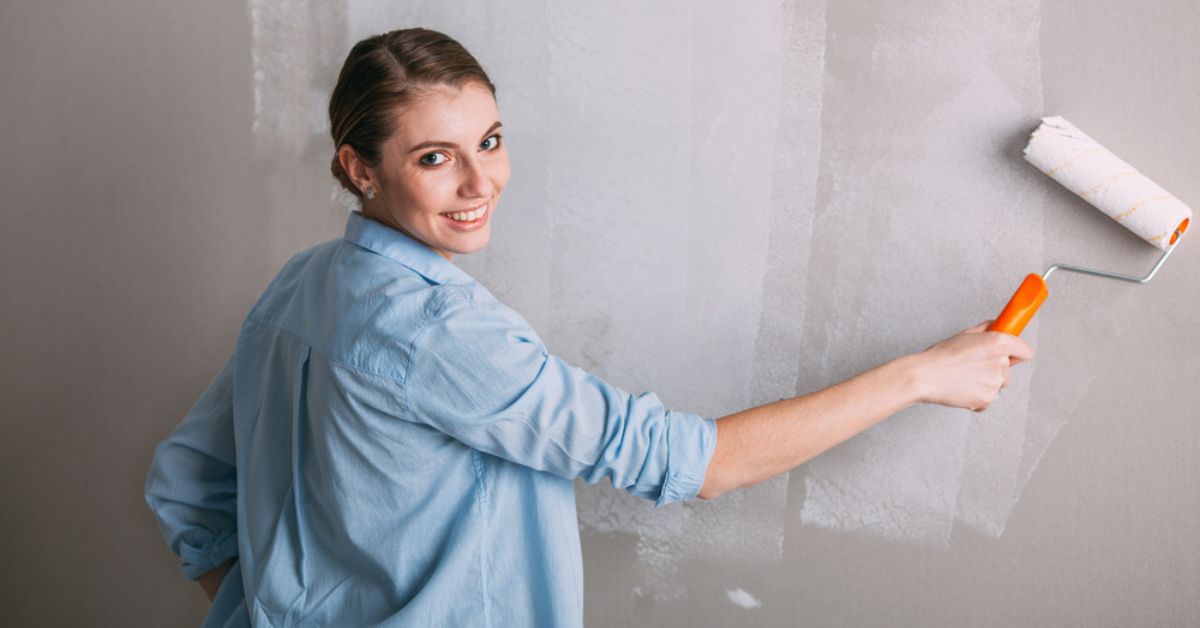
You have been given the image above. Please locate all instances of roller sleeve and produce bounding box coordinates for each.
[1023,116,1192,251]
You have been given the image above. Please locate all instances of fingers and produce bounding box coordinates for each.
[975,367,1010,413]
[980,329,1036,363]
[963,320,992,334]
[972,389,1002,413]
[1001,335,1036,363]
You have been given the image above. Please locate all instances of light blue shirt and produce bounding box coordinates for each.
[144,210,718,627]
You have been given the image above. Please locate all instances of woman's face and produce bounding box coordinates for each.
[354,82,510,262]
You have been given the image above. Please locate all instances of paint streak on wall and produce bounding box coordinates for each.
[726,587,764,609]
[246,0,345,158]
[538,0,802,600]
[793,0,1052,543]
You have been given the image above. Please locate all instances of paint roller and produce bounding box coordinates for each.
[988,116,1192,336]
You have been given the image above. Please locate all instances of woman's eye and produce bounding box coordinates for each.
[480,134,503,151]
[420,152,447,167]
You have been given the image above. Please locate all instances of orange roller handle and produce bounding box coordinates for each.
[987,273,1049,336]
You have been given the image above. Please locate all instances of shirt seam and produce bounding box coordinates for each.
[402,292,603,474]
[405,295,688,487]
[401,286,474,420]
[241,315,436,443]
[472,450,492,628]
[243,314,413,389]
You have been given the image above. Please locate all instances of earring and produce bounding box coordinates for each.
[364,187,376,200]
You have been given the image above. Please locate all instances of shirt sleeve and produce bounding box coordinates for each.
[144,353,240,580]
[404,287,718,508]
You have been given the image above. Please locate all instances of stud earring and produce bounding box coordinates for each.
[364,187,376,200]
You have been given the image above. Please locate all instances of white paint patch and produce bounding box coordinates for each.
[578,478,789,601]
[245,0,346,157]
[246,0,358,220]
[796,0,1048,544]
[725,588,763,610]
[930,62,1047,539]
[752,0,828,403]
[749,0,830,557]
[547,0,810,600]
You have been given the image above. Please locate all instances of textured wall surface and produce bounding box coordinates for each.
[2,1,1197,625]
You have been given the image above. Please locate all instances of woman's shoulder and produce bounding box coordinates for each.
[417,282,544,350]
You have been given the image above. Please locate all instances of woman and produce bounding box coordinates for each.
[145,27,1034,627]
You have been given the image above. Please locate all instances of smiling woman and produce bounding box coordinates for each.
[143,25,1034,628]
[329,30,510,261]
[144,27,721,628]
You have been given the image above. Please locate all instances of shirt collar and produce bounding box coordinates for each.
[342,210,477,286]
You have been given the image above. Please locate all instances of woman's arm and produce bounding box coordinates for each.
[144,353,240,588]
[404,288,716,508]
[699,321,1034,499]
[699,354,920,499]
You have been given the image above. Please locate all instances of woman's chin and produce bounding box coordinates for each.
[439,230,490,257]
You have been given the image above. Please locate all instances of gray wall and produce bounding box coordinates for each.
[2,1,1197,626]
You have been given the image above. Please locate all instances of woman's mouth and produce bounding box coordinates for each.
[440,202,489,231]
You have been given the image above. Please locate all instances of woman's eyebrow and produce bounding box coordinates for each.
[406,121,503,154]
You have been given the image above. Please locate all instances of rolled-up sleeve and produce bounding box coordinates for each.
[144,353,240,579]
[403,287,717,508]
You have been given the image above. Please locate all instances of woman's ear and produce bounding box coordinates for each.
[338,144,374,194]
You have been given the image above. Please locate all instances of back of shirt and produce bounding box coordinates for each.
[146,211,718,627]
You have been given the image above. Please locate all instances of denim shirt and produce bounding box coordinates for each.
[144,210,718,627]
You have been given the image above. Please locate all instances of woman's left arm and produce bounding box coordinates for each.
[144,353,240,592]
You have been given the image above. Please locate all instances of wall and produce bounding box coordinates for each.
[1,1,1196,625]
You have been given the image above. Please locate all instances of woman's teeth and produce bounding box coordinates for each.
[444,205,486,222]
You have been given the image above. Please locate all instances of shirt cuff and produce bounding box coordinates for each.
[179,528,239,580]
[653,413,718,508]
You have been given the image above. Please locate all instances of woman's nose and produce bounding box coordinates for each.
[458,156,493,199]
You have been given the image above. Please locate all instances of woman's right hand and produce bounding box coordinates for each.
[911,320,1036,412]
